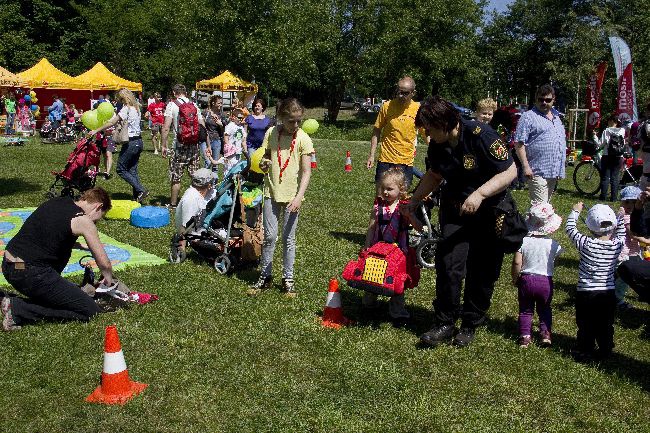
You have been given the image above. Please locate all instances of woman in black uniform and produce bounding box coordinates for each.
[404,96,517,347]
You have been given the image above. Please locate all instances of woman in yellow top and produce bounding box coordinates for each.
[248,98,314,297]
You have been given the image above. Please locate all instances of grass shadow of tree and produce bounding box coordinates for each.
[487,315,650,392]
[329,231,366,247]
[0,177,40,197]
[316,287,435,334]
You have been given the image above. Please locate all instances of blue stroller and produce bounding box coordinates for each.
[170,159,264,274]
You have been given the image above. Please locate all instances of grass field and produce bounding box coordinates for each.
[0,133,649,433]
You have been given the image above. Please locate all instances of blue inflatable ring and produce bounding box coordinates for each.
[130,206,170,229]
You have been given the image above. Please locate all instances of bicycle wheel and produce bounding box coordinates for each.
[573,161,601,195]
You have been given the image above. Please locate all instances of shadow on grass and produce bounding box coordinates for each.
[487,315,650,392]
[0,177,40,197]
[329,231,366,247]
[328,287,435,335]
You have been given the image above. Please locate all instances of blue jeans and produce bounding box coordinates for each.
[375,161,414,187]
[200,138,222,170]
[5,112,15,134]
[116,138,146,198]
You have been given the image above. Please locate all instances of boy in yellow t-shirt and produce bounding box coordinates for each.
[248,98,314,297]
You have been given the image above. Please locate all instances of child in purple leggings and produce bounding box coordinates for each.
[511,202,563,347]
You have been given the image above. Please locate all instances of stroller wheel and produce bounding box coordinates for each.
[214,254,231,274]
[416,238,438,269]
[45,188,57,199]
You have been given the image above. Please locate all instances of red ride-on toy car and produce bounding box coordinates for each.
[342,242,419,297]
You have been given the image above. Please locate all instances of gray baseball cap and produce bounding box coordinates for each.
[191,168,217,187]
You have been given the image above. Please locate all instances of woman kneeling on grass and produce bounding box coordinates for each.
[248,98,314,297]
[1,188,115,331]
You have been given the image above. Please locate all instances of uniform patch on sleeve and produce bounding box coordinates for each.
[473,126,481,135]
[489,139,508,161]
[463,155,476,170]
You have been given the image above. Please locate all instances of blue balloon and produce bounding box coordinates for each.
[30,104,38,111]
[24,95,31,102]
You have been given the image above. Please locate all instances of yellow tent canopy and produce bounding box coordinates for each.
[0,66,24,87]
[74,62,142,92]
[16,58,86,89]
[196,70,258,93]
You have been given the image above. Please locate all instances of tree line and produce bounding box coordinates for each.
[1,0,647,121]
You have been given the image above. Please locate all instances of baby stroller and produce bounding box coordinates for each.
[170,158,264,274]
[40,119,77,144]
[47,134,101,198]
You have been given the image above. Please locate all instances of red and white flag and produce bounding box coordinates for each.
[616,63,635,124]
[585,61,607,132]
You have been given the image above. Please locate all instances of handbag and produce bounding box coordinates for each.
[112,109,129,143]
[492,191,527,253]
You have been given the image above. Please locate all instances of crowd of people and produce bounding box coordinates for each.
[1,78,649,365]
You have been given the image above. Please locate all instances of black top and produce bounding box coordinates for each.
[427,119,513,209]
[7,197,85,273]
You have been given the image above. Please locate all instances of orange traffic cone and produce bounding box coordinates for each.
[86,325,148,405]
[311,151,318,169]
[321,278,353,329]
[344,150,352,172]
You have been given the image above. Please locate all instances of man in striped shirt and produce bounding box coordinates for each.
[515,84,566,204]
[566,202,625,361]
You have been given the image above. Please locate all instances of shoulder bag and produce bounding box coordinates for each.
[112,108,129,143]
[492,191,527,253]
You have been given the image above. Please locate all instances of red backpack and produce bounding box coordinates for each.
[174,99,199,145]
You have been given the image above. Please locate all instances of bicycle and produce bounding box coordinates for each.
[573,150,643,196]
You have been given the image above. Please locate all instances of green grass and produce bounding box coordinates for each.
[0,134,649,433]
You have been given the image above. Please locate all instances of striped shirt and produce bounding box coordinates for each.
[515,106,566,178]
[565,210,626,291]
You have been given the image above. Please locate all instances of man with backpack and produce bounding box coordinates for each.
[593,114,627,201]
[161,84,207,209]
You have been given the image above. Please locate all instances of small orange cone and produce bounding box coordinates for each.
[344,150,352,172]
[311,151,317,169]
[86,325,148,405]
[321,278,353,329]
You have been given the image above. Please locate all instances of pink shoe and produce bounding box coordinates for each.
[518,335,531,348]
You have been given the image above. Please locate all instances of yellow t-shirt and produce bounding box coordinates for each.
[373,99,420,165]
[261,126,315,202]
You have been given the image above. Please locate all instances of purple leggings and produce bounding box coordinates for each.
[517,274,553,336]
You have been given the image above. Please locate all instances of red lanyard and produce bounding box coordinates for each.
[277,128,296,182]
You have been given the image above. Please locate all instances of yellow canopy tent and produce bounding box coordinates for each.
[196,70,258,105]
[16,58,86,89]
[196,70,257,92]
[0,66,25,87]
[74,62,142,92]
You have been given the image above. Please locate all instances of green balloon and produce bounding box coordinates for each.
[302,118,319,135]
[81,110,101,130]
[97,101,115,122]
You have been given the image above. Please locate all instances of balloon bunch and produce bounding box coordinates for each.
[81,101,114,130]
[25,90,40,117]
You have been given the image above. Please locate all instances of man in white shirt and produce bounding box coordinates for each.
[161,84,207,208]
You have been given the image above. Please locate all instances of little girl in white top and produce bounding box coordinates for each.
[511,202,563,348]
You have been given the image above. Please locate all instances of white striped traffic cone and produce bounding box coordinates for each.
[344,150,352,172]
[86,325,148,405]
[321,278,352,329]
